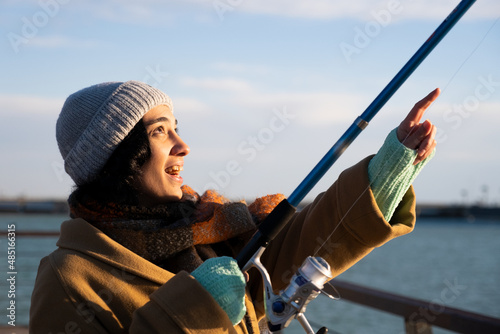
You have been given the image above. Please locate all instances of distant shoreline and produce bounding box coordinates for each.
[0,200,69,214]
[1,200,499,220]
[415,204,500,221]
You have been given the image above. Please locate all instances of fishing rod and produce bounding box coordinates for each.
[236,0,477,333]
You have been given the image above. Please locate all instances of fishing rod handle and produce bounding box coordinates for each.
[236,198,296,269]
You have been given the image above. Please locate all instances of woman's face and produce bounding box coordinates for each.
[135,104,190,205]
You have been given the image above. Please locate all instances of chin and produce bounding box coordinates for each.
[167,193,183,202]
[163,188,184,202]
[137,190,183,206]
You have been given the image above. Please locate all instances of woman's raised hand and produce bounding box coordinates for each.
[397,88,440,165]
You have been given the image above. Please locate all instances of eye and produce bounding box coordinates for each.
[152,125,165,135]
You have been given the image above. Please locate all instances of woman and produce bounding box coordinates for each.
[30,80,438,333]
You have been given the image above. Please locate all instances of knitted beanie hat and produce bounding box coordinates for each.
[56,81,173,185]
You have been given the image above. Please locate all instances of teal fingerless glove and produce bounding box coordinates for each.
[368,128,435,222]
[191,256,246,326]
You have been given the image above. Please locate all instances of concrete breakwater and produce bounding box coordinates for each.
[0,200,68,214]
[1,200,499,220]
[416,204,500,220]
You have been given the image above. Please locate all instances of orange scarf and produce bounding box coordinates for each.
[69,185,285,272]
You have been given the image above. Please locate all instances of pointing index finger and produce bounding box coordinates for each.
[402,88,441,127]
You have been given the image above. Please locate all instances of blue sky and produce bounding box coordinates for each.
[1,0,499,205]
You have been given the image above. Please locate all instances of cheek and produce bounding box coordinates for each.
[141,157,165,187]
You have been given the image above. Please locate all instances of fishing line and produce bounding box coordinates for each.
[435,17,499,97]
[316,16,499,292]
[236,0,479,274]
[235,3,483,332]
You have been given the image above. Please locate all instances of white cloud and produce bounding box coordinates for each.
[479,101,500,115]
[210,62,271,76]
[7,0,494,30]
[235,91,367,126]
[171,96,215,119]
[0,94,64,116]
[177,75,373,125]
[77,0,174,25]
[179,76,254,93]
[211,0,498,20]
[431,100,500,125]
[28,35,101,49]
[231,1,368,20]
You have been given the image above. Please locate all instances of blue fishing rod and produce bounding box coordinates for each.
[236,0,477,332]
[237,0,476,269]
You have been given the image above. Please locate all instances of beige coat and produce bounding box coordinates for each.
[29,157,417,333]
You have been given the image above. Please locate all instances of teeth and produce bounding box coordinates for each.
[165,166,183,174]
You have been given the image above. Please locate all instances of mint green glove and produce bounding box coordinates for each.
[368,128,435,222]
[191,256,246,326]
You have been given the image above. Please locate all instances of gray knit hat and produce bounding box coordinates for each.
[56,80,173,185]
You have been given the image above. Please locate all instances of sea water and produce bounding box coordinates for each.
[1,214,499,333]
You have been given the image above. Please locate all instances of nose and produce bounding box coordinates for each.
[171,134,190,156]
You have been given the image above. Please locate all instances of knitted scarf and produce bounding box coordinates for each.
[69,185,285,273]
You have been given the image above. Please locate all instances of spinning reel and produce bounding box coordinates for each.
[243,249,336,333]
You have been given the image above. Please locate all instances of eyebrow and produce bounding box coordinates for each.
[143,117,178,127]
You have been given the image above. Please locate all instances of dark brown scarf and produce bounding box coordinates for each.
[69,185,285,273]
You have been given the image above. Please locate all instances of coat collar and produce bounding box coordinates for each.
[56,218,174,285]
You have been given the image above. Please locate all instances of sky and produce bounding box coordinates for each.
[0,0,499,205]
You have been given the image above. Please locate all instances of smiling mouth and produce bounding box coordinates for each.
[165,165,183,175]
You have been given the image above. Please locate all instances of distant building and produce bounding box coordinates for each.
[0,200,68,214]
